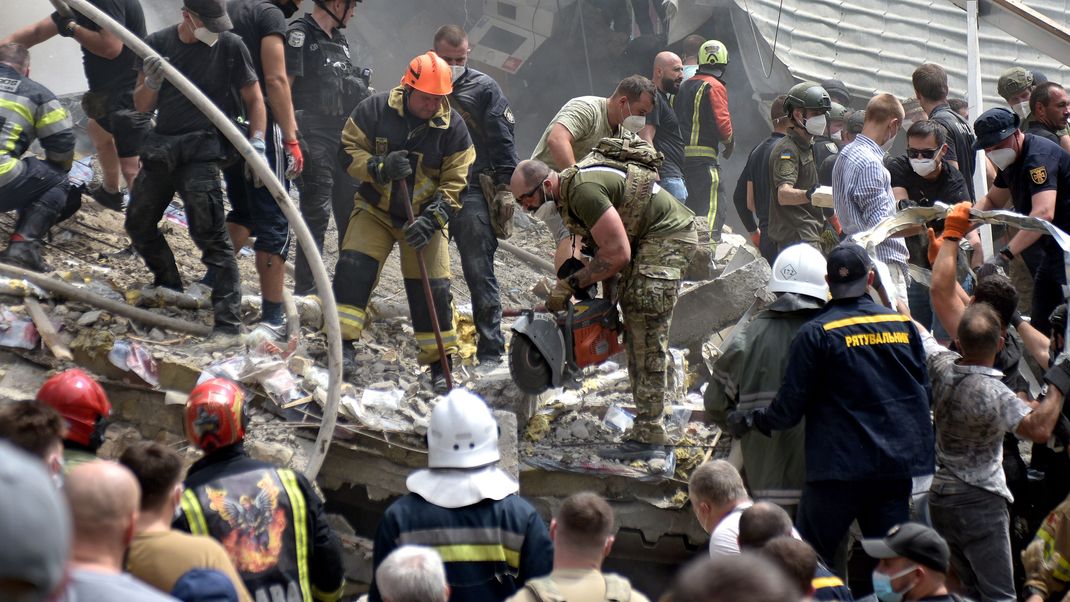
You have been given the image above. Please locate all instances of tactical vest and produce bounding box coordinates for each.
[558,135,663,243]
[289,17,367,118]
[524,573,633,602]
[180,467,312,602]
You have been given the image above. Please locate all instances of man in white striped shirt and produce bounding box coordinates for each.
[832,93,911,305]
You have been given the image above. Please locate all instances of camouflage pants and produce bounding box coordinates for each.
[619,219,699,443]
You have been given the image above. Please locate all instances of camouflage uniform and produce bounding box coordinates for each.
[558,147,697,443]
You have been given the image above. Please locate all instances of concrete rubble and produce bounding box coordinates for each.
[0,193,772,590]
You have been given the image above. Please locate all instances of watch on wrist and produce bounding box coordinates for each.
[1000,246,1014,261]
[1023,585,1045,599]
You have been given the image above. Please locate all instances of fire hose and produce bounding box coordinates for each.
[57,0,342,479]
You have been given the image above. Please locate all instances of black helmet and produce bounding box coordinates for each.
[785,81,832,115]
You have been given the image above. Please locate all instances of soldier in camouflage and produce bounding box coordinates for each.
[511,142,697,446]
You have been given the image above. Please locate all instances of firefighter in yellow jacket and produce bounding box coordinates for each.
[335,51,475,392]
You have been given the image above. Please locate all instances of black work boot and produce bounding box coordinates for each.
[89,185,125,211]
[0,239,50,272]
[429,361,450,395]
[342,345,359,381]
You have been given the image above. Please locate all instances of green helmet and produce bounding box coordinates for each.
[997,67,1033,100]
[784,81,831,114]
[699,40,729,66]
[828,102,848,122]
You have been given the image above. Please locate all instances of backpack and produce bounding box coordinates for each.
[524,573,634,602]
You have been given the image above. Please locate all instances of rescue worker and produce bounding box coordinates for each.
[675,39,734,242]
[285,0,367,296]
[0,44,76,272]
[1026,82,1070,153]
[335,51,475,392]
[727,242,934,569]
[969,107,1070,335]
[2,0,147,212]
[35,368,111,471]
[175,378,346,602]
[126,0,266,337]
[706,243,829,517]
[681,34,705,80]
[368,389,553,602]
[222,0,304,339]
[511,148,698,448]
[733,95,789,264]
[767,81,830,256]
[432,25,518,371]
[814,102,845,180]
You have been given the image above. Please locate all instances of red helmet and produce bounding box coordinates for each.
[36,369,111,448]
[185,378,246,453]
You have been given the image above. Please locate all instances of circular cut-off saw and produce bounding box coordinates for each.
[509,299,625,394]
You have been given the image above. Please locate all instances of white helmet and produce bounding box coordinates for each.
[427,389,500,469]
[769,243,829,301]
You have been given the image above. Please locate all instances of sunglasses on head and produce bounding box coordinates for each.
[906,148,939,159]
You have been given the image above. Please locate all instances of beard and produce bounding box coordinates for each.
[662,77,680,94]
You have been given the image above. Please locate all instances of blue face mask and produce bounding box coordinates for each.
[872,566,917,602]
[683,64,698,79]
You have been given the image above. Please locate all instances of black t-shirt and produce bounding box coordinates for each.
[744,132,785,230]
[226,0,288,86]
[646,89,684,179]
[75,0,145,95]
[993,134,1070,263]
[140,26,258,135]
[930,103,978,200]
[887,156,970,266]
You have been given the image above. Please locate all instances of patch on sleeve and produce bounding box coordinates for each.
[1031,166,1048,185]
[287,31,305,48]
[0,78,21,93]
[503,107,515,125]
[778,150,794,160]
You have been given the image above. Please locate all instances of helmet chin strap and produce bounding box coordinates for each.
[320,0,347,28]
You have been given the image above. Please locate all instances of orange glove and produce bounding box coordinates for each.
[927,227,942,265]
[750,229,761,247]
[942,201,972,240]
[830,214,843,236]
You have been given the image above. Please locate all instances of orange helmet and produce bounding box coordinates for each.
[37,369,111,449]
[185,378,246,453]
[400,51,452,96]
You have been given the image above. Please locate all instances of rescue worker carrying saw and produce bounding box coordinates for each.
[0,44,76,272]
[175,377,346,602]
[335,51,475,392]
[675,39,734,243]
[511,138,698,449]
[285,0,367,297]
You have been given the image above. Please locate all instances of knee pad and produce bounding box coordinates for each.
[333,250,380,308]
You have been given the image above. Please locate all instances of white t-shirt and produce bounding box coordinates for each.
[708,500,753,556]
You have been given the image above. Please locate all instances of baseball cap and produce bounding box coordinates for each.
[973,107,1020,150]
[862,522,950,574]
[826,242,873,299]
[183,0,232,33]
[0,441,70,600]
[997,67,1033,100]
[821,78,850,105]
[172,569,239,602]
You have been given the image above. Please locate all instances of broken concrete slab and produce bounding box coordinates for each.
[669,253,772,349]
[0,355,50,399]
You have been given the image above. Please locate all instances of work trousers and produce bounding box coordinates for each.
[332,207,458,365]
[451,187,505,360]
[796,478,911,571]
[293,118,357,296]
[619,219,698,441]
[1031,257,1065,336]
[0,157,68,217]
[929,477,1016,602]
[126,160,241,334]
[683,159,724,240]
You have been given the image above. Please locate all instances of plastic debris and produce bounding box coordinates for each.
[108,339,159,386]
[0,307,39,350]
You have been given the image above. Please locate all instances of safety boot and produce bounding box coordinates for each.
[0,239,50,272]
[89,185,125,212]
[429,361,450,395]
[342,345,360,381]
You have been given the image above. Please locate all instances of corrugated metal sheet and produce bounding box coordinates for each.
[731,0,1070,108]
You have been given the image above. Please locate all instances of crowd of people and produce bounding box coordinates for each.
[2,0,1070,600]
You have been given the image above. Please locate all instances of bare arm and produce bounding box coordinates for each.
[638,123,655,145]
[1016,386,1064,442]
[133,71,158,113]
[967,186,1011,261]
[931,231,967,338]
[72,22,123,59]
[776,182,811,206]
[746,180,755,213]
[1,17,57,47]
[569,208,631,288]
[260,35,298,142]
[1019,320,1052,369]
[1004,189,1055,257]
[1061,135,1070,155]
[545,123,577,169]
[240,82,267,140]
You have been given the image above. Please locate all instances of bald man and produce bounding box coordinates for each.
[640,51,688,204]
[65,461,177,601]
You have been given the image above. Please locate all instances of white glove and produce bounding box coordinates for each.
[143,55,165,91]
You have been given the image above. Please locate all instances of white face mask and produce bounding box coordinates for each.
[804,114,827,137]
[988,147,1018,170]
[910,158,938,177]
[831,129,843,142]
[193,27,220,47]
[1012,101,1031,120]
[450,65,465,82]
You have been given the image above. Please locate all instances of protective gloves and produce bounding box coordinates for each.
[726,410,755,438]
[404,193,452,251]
[749,229,761,248]
[283,138,303,179]
[979,252,1010,279]
[546,279,575,312]
[369,150,412,184]
[245,135,267,187]
[143,55,166,91]
[51,10,76,37]
[722,138,735,160]
[1045,353,1070,396]
[941,201,972,240]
